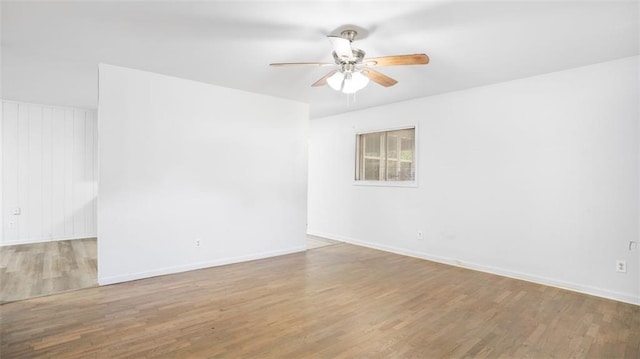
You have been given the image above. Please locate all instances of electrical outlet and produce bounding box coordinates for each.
[417,231,423,240]
[195,239,201,247]
[616,260,626,273]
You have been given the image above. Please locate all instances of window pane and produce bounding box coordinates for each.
[364,133,381,157]
[387,160,398,180]
[387,135,398,159]
[400,137,414,161]
[364,158,381,180]
[399,162,413,181]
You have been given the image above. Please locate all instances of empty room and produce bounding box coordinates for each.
[1,1,639,358]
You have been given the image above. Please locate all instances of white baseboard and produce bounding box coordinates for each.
[308,230,639,306]
[0,235,97,247]
[98,245,307,286]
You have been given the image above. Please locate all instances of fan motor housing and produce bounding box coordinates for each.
[333,48,366,65]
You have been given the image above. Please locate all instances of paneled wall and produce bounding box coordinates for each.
[2,100,97,245]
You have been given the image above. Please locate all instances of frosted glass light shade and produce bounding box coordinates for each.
[326,70,369,93]
[342,72,369,94]
[327,71,345,91]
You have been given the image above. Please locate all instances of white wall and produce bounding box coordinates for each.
[1,100,98,245]
[308,56,639,305]
[98,64,308,285]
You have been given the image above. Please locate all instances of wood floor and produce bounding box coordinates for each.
[0,237,331,304]
[0,238,97,303]
[1,243,639,358]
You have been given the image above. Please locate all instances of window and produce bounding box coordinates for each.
[355,127,416,183]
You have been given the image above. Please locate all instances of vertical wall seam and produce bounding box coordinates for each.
[71,110,75,236]
[41,106,44,240]
[84,111,88,235]
[65,109,69,237]
[50,108,54,240]
[63,110,67,237]
[24,105,27,240]
[15,104,20,241]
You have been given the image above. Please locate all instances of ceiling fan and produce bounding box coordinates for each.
[270,29,429,94]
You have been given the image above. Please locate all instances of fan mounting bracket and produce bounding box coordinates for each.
[341,29,358,42]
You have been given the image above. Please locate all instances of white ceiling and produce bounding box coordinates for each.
[1,1,638,119]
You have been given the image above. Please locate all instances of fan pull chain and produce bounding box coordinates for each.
[345,92,357,107]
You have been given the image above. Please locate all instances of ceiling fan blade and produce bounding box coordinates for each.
[362,68,398,87]
[363,54,429,67]
[270,62,334,67]
[328,35,353,60]
[311,70,338,87]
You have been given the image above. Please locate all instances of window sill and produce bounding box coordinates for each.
[353,180,418,188]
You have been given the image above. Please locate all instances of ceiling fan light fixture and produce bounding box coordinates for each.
[326,70,369,94]
[327,71,345,91]
[342,71,369,94]
[270,28,429,94]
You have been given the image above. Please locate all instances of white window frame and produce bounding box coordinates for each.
[353,124,418,188]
